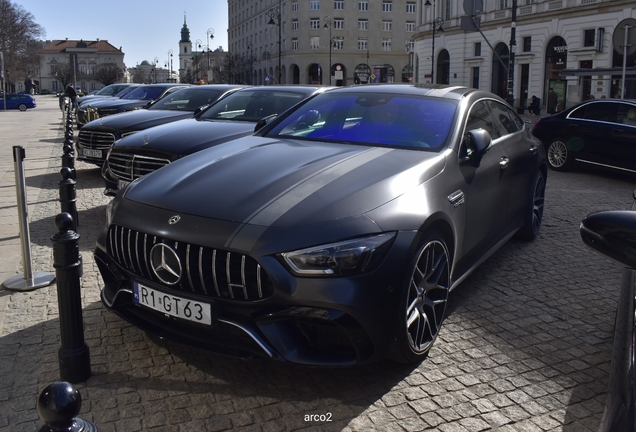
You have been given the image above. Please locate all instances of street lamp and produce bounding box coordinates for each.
[323,16,333,86]
[195,39,203,80]
[425,0,444,84]
[207,28,215,83]
[246,43,253,84]
[405,42,413,83]
[153,57,159,83]
[168,49,173,82]
[267,3,282,83]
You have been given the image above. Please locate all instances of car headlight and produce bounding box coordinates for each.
[281,232,396,276]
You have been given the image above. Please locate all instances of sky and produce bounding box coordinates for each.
[15,0,229,68]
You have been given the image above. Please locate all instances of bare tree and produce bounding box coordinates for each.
[93,63,122,86]
[53,63,73,90]
[0,0,44,91]
[213,53,252,84]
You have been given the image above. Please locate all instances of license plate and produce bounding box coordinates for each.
[82,148,102,158]
[133,282,212,325]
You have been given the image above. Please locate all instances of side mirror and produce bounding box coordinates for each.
[466,129,492,157]
[580,210,636,269]
[254,113,278,132]
[194,104,209,115]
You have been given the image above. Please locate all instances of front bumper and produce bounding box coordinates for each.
[94,218,418,366]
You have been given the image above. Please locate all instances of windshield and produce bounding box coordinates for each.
[149,87,223,112]
[114,86,138,98]
[198,89,309,122]
[122,86,168,101]
[265,92,457,151]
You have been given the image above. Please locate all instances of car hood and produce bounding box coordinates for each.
[113,118,257,156]
[83,109,192,133]
[94,98,149,110]
[124,136,446,228]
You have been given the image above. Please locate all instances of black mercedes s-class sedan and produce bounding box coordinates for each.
[76,84,247,166]
[100,85,331,195]
[95,84,548,366]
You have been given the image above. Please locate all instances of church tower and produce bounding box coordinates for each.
[178,14,192,83]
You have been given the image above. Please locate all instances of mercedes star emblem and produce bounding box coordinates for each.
[150,243,182,285]
[168,215,181,225]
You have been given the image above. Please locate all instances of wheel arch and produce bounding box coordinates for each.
[417,213,456,265]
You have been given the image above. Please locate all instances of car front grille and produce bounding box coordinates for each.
[108,225,274,301]
[107,151,170,181]
[78,130,116,150]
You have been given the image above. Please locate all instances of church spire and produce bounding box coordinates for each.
[180,13,191,43]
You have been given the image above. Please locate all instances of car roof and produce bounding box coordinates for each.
[324,83,491,102]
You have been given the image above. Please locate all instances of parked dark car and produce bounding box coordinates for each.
[76,85,247,166]
[77,85,141,126]
[76,83,187,127]
[0,93,36,111]
[95,84,548,366]
[532,99,636,173]
[580,201,636,431]
[100,85,330,195]
[76,83,135,106]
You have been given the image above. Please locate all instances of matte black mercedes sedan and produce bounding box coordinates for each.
[532,99,636,173]
[76,85,247,166]
[95,84,548,366]
[100,85,329,196]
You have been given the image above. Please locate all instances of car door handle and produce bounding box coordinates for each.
[529,145,538,153]
[500,157,509,169]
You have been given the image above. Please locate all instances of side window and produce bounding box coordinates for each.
[581,102,619,123]
[617,103,636,126]
[465,101,498,138]
[488,100,520,137]
[460,100,497,160]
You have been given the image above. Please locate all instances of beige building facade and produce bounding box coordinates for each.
[228,0,417,85]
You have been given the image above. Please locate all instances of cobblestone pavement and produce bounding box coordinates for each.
[0,95,634,431]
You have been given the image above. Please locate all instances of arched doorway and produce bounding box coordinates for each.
[308,64,321,84]
[333,63,345,86]
[402,65,413,83]
[436,49,450,84]
[371,64,395,83]
[544,36,568,111]
[354,64,371,84]
[291,64,300,84]
[491,43,509,99]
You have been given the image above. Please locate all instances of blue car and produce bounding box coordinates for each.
[0,94,36,111]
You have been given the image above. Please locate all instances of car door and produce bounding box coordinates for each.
[607,103,636,172]
[457,100,509,266]
[487,100,541,224]
[568,101,620,167]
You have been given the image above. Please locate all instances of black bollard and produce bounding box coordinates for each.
[37,381,97,432]
[58,167,78,230]
[61,144,76,179]
[51,213,91,384]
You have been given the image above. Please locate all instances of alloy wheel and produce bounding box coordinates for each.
[547,140,568,169]
[405,239,450,354]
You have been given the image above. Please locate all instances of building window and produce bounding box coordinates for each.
[334,0,344,9]
[310,18,321,29]
[382,21,392,31]
[406,1,416,13]
[406,21,415,32]
[499,0,508,9]
[292,38,298,50]
[292,1,298,11]
[382,1,393,12]
[310,36,320,50]
[382,38,392,51]
[334,18,344,29]
[472,67,480,89]
[333,38,344,50]
[358,37,368,50]
[406,40,414,51]
[358,19,368,30]
[359,1,368,11]
[310,0,320,10]
[474,42,481,56]
[584,29,595,47]
[292,20,298,31]
[443,0,451,19]
[523,36,531,52]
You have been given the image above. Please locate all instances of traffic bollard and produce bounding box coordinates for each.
[61,144,76,179]
[50,212,91,384]
[37,381,97,432]
[58,167,78,230]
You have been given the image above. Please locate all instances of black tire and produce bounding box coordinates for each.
[516,171,546,241]
[546,137,573,171]
[388,231,450,364]
[18,104,27,111]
